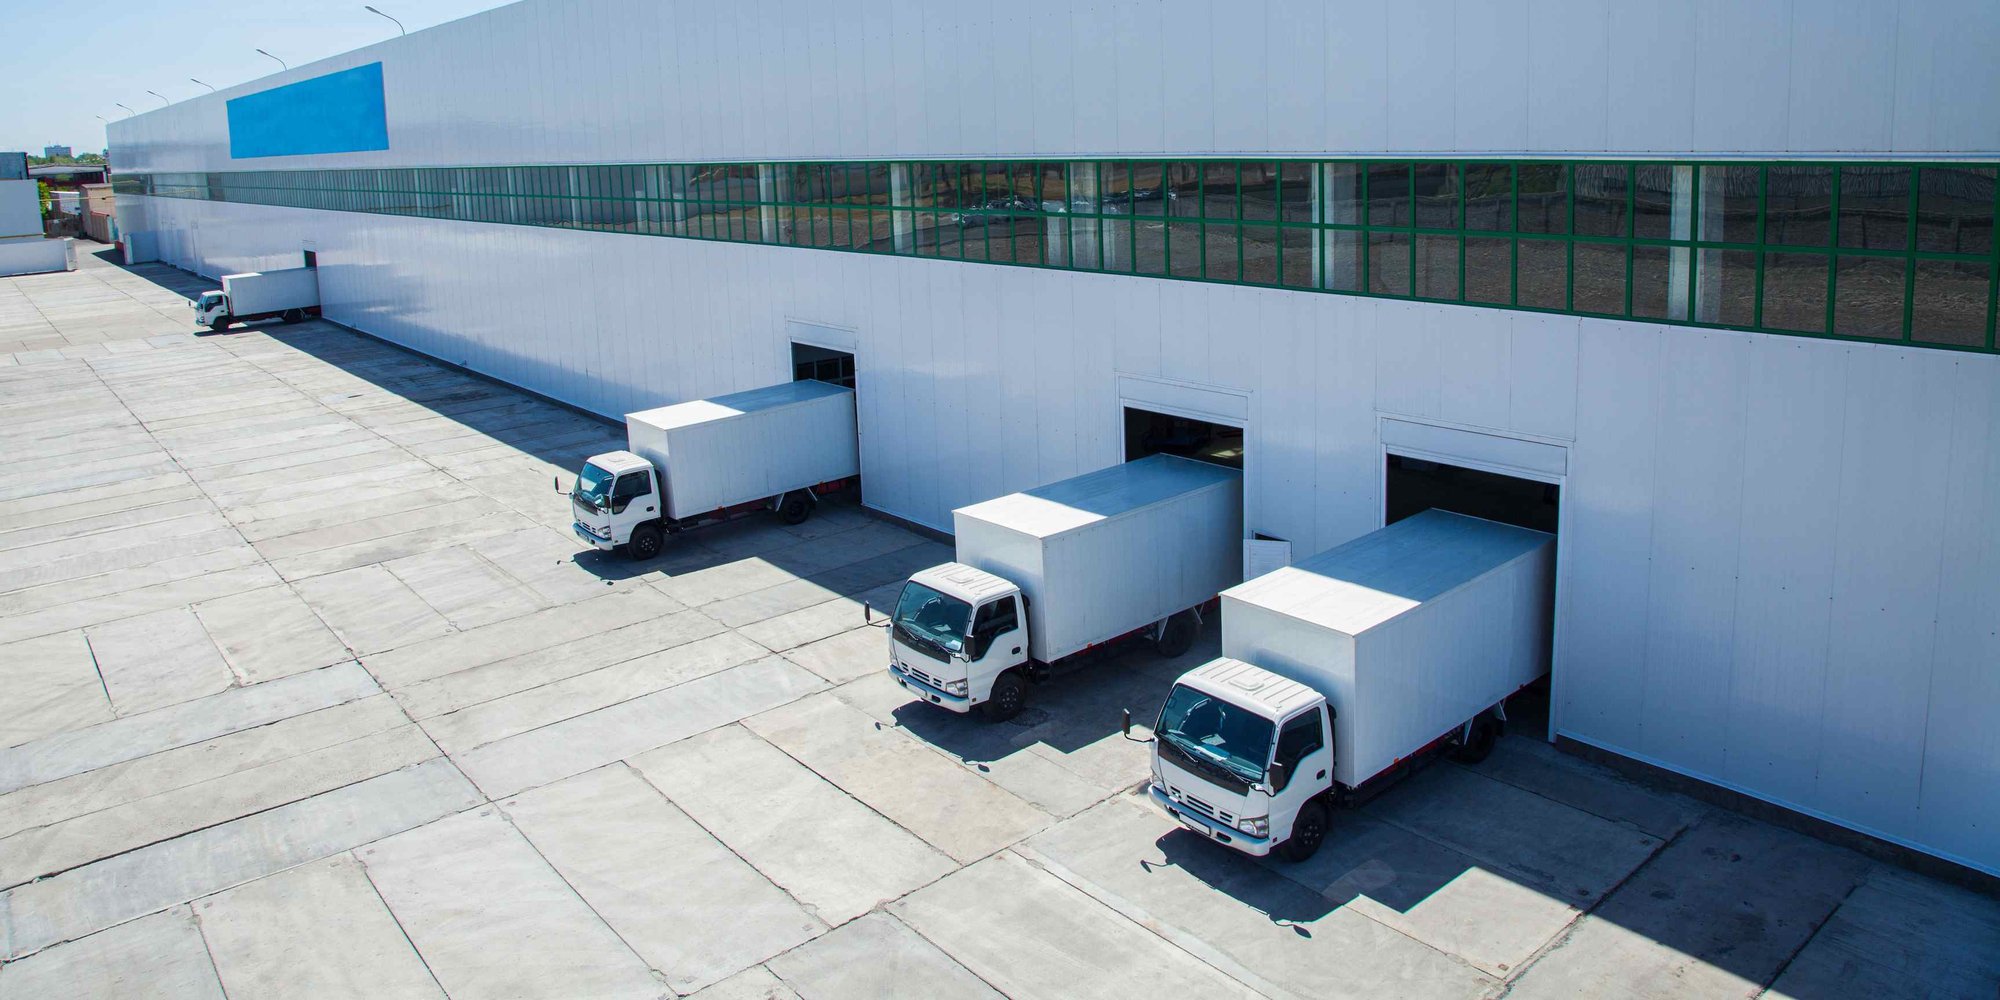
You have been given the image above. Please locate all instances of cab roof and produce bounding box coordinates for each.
[1177,657,1321,720]
[907,562,1018,604]
[584,450,650,475]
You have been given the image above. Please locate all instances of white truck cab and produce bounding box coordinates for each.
[569,450,661,555]
[883,562,1027,716]
[1145,658,1333,859]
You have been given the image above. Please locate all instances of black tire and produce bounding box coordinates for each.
[207,318,230,332]
[778,491,815,525]
[1279,798,1329,862]
[281,308,307,324]
[1153,609,1199,659]
[626,523,663,561]
[1449,712,1501,764]
[979,670,1027,722]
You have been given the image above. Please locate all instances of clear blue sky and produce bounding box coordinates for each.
[0,0,515,155]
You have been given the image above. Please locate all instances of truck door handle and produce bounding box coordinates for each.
[645,506,654,512]
[1316,770,1326,780]
[1011,647,1021,654]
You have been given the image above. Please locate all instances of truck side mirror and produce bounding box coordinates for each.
[553,475,562,494]
[863,602,872,624]
[1121,709,1131,738]
[1261,760,1288,795]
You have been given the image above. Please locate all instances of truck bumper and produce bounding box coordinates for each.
[888,665,971,712]
[572,522,615,551]
[1146,785,1275,856]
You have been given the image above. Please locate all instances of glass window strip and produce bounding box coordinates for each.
[115,157,1998,354]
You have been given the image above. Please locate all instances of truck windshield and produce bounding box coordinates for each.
[574,463,615,510]
[891,581,971,657]
[1156,684,1274,787]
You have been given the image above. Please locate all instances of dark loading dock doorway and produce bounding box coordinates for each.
[792,343,855,388]
[1124,407,1244,469]
[1385,454,1559,534]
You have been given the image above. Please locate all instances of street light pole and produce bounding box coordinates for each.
[256,49,288,71]
[147,90,170,106]
[114,103,135,117]
[191,79,216,93]
[363,5,406,36]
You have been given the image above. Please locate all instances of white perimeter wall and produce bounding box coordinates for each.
[109,0,2000,874]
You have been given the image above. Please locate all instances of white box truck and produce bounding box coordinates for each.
[565,380,859,559]
[1133,509,1554,861]
[877,455,1242,721]
[193,268,321,331]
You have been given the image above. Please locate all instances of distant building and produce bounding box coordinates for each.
[42,145,72,159]
[28,162,107,192]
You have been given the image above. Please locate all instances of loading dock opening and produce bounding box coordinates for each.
[1124,407,1243,469]
[792,343,854,388]
[1385,454,1559,535]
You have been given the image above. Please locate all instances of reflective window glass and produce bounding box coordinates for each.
[1241,162,1280,221]
[1760,253,1830,333]
[1910,260,1990,346]
[1277,163,1314,224]
[1279,227,1316,289]
[1517,238,1566,309]
[1632,245,1691,320]
[1414,235,1458,299]
[1369,232,1410,295]
[1765,166,1833,247]
[1573,242,1626,314]
[1324,231,1363,292]
[1837,166,1911,251]
[1367,163,1411,227]
[1243,224,1281,285]
[1323,163,1364,226]
[1696,249,1756,326]
[1574,164,1629,238]
[1915,167,1995,255]
[1517,164,1568,235]
[1413,163,1458,229]
[1698,166,1759,244]
[1833,256,1904,338]
[1465,236,1511,304]
[1463,164,1511,232]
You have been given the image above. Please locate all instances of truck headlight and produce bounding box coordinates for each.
[945,679,968,696]
[1238,816,1269,838]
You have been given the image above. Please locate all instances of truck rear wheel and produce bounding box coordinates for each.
[281,308,307,324]
[1448,712,1501,764]
[979,670,1027,722]
[1153,609,1199,659]
[778,491,815,525]
[1279,799,1329,862]
[626,523,663,561]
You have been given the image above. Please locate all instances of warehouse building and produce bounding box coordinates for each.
[109,0,1999,878]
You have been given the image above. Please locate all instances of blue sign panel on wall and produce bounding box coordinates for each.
[227,63,389,159]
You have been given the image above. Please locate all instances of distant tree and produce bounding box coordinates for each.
[37,180,51,215]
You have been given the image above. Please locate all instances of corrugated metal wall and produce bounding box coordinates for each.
[109,0,2000,875]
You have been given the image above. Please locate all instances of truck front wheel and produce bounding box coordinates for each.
[979,670,1027,722]
[1153,609,1200,659]
[1279,799,1329,862]
[207,317,231,333]
[626,523,663,561]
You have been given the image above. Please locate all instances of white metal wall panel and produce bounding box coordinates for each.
[1786,0,1899,153]
[1605,0,1695,153]
[1525,0,1610,152]
[1693,0,1793,152]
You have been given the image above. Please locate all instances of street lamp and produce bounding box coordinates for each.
[147,90,170,106]
[256,49,288,70]
[191,78,216,93]
[114,103,135,116]
[363,5,406,35]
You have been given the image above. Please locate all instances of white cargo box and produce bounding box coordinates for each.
[627,380,859,520]
[1221,509,1553,788]
[953,455,1242,663]
[221,267,320,315]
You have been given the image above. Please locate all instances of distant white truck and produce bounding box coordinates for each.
[1134,509,1554,862]
[193,268,320,331]
[565,380,859,559]
[877,455,1242,721]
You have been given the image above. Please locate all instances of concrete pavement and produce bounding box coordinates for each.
[0,250,1995,999]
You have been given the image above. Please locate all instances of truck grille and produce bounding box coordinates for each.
[1169,785,1235,826]
[903,665,946,690]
